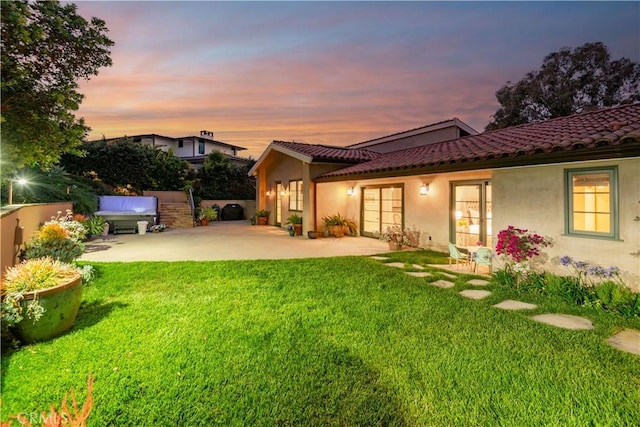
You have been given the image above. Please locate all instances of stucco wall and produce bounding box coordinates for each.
[493,158,640,291]
[1,203,73,277]
[316,170,492,249]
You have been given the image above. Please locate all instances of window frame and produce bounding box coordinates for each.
[564,166,618,240]
[198,139,205,155]
[288,179,303,211]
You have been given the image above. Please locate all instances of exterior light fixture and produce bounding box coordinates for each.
[8,178,28,205]
[420,183,429,195]
[280,189,286,196]
[347,186,354,196]
[266,189,271,196]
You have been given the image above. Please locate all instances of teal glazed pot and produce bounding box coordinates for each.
[13,275,83,343]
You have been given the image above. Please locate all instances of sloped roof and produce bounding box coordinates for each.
[271,140,381,162]
[317,103,640,180]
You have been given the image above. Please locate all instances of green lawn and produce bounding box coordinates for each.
[2,252,640,426]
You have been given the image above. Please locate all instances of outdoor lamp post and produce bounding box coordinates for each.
[8,178,28,205]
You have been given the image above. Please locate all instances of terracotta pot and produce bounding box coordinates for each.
[201,218,209,226]
[388,241,402,250]
[330,226,344,238]
[257,216,268,225]
[12,275,83,343]
[293,224,302,236]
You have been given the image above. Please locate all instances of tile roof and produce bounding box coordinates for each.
[272,140,380,163]
[318,103,640,180]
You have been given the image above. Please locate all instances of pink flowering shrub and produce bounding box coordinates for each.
[495,226,551,263]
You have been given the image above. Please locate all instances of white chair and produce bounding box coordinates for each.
[473,247,493,274]
[448,242,470,270]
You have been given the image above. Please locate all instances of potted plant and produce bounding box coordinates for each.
[198,207,218,225]
[255,210,270,225]
[322,213,357,238]
[286,213,303,236]
[1,257,84,343]
[86,215,109,237]
[379,226,408,250]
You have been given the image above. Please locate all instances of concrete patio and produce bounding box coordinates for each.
[79,220,393,262]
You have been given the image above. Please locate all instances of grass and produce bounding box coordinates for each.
[2,252,640,426]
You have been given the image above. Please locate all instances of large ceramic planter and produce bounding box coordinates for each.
[330,226,344,238]
[13,275,83,343]
[292,224,302,236]
[257,216,268,225]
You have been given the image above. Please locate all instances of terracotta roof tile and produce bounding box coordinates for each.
[319,103,640,179]
[272,140,380,163]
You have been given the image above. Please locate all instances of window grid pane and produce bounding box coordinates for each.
[567,169,615,237]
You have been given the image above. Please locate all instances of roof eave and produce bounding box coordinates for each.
[315,142,640,182]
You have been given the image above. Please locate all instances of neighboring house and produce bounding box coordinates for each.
[249,104,640,290]
[99,130,250,169]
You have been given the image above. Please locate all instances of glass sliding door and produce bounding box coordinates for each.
[451,181,492,248]
[362,185,403,237]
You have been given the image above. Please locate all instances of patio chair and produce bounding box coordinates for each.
[473,247,493,274]
[448,242,470,270]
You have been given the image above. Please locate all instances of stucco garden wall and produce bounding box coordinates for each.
[492,158,640,291]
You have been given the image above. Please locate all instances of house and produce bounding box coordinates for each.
[249,104,640,290]
[98,130,251,169]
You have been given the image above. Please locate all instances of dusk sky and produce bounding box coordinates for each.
[73,1,640,158]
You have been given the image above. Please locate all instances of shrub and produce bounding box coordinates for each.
[495,226,551,264]
[22,237,84,264]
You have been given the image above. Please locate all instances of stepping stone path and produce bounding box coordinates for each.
[467,279,490,286]
[405,272,432,278]
[369,256,639,356]
[493,300,537,310]
[531,314,593,330]
[459,289,492,300]
[384,262,406,268]
[607,329,640,355]
[430,280,455,289]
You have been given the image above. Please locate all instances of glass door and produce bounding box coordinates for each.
[362,185,403,237]
[275,182,282,225]
[451,181,492,248]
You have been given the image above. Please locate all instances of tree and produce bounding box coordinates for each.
[60,139,192,193]
[1,0,114,174]
[195,152,256,200]
[486,42,640,130]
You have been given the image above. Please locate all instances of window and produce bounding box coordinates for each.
[289,180,303,211]
[198,140,205,154]
[565,167,617,238]
[178,139,184,148]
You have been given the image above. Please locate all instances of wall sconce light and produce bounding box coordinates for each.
[347,186,354,196]
[280,189,286,196]
[420,183,429,195]
[266,189,271,196]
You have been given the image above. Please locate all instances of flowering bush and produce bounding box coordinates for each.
[560,256,625,288]
[495,226,551,263]
[378,226,409,246]
[21,211,86,263]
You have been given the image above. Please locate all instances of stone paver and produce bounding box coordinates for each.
[370,256,389,261]
[531,314,593,330]
[384,262,406,268]
[493,300,537,310]
[440,273,457,279]
[459,289,492,300]
[405,272,432,278]
[412,264,425,270]
[607,329,640,355]
[430,280,455,289]
[467,279,490,286]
